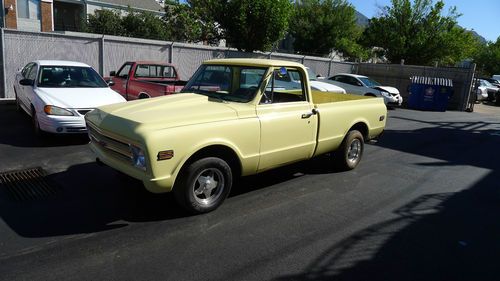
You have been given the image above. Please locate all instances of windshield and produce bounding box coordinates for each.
[182,65,267,103]
[480,80,493,87]
[359,77,381,87]
[37,66,108,88]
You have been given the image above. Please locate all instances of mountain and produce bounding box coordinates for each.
[355,10,369,27]
[468,30,487,44]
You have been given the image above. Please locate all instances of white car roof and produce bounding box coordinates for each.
[335,73,368,79]
[36,60,91,67]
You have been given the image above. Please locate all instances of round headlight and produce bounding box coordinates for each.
[130,144,146,171]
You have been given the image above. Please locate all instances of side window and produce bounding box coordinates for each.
[135,65,151,77]
[162,66,176,78]
[261,67,307,104]
[27,65,38,81]
[348,77,362,86]
[333,75,347,83]
[22,63,34,78]
[117,63,132,78]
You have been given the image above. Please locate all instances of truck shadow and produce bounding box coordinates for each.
[0,163,186,238]
[0,156,343,239]
[273,116,500,281]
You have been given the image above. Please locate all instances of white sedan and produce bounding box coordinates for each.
[325,73,403,106]
[14,60,126,135]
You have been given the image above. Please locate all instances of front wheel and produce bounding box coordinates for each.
[334,130,364,171]
[173,157,232,214]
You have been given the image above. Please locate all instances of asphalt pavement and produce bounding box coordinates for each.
[0,103,499,281]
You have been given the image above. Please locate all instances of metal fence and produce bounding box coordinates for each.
[0,28,355,100]
[357,63,476,111]
[0,28,475,111]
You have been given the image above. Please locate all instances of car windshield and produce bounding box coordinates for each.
[37,66,108,88]
[479,79,493,87]
[182,65,267,103]
[359,77,381,87]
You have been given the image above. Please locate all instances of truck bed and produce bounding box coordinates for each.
[311,90,371,104]
[312,90,386,156]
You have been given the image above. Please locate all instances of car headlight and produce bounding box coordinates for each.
[380,91,391,98]
[44,105,74,116]
[130,144,146,171]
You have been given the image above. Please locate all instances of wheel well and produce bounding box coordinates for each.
[182,145,242,177]
[365,93,377,97]
[349,122,369,140]
[139,93,150,99]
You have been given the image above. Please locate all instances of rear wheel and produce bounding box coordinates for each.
[174,157,232,214]
[334,130,364,171]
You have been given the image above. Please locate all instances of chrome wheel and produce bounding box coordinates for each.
[347,138,362,165]
[174,157,233,214]
[334,130,364,171]
[192,168,225,206]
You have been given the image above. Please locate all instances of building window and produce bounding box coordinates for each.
[17,0,40,20]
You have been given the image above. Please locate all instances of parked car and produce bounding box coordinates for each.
[325,73,403,106]
[475,79,499,102]
[483,77,500,88]
[271,67,346,94]
[86,59,387,214]
[14,60,126,135]
[305,68,346,93]
[107,61,186,100]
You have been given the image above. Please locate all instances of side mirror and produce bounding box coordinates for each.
[107,80,115,87]
[109,71,116,77]
[19,78,34,86]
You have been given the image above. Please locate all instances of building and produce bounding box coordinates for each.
[2,0,163,32]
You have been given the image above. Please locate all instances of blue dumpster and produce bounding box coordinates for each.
[408,77,454,111]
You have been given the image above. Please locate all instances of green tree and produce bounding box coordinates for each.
[164,0,223,45]
[474,38,500,76]
[361,0,476,65]
[290,0,367,58]
[85,9,125,36]
[121,10,168,40]
[219,0,293,52]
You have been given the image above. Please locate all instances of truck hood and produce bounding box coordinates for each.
[373,86,400,95]
[35,87,126,109]
[86,93,240,138]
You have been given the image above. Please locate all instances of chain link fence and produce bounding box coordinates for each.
[0,28,475,111]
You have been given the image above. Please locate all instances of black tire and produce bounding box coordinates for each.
[14,89,21,112]
[173,157,232,214]
[32,107,46,137]
[334,130,364,171]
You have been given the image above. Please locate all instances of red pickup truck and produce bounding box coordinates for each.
[107,61,186,100]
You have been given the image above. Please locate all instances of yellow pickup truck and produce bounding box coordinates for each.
[85,59,386,214]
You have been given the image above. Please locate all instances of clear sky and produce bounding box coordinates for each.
[348,0,500,42]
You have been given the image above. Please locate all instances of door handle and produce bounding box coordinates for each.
[301,108,318,119]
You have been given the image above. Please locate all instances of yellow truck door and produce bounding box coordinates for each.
[257,67,318,171]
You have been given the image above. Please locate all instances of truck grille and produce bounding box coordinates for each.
[87,124,132,162]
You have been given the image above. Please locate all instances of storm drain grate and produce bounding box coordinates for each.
[0,168,59,201]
